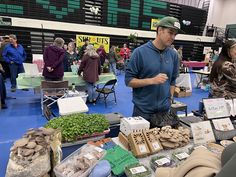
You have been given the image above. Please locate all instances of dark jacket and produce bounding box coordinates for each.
[78,54,101,83]
[43,45,65,79]
[63,51,78,72]
[0,73,6,104]
[0,41,9,62]
[108,51,118,63]
[78,44,87,60]
[2,43,26,64]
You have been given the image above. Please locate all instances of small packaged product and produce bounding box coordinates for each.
[172,151,190,164]
[150,155,174,172]
[54,144,106,177]
[124,163,151,177]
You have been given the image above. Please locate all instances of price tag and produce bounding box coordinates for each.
[84,153,95,160]
[94,147,103,153]
[139,144,147,153]
[155,157,170,166]
[152,142,161,150]
[175,152,189,160]
[130,166,147,174]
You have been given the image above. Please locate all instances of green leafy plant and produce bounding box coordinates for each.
[128,33,138,43]
[45,113,109,142]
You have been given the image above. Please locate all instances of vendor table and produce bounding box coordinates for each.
[191,70,210,88]
[16,72,116,89]
[112,137,193,177]
[182,61,207,68]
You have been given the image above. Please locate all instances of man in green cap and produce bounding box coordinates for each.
[125,16,183,127]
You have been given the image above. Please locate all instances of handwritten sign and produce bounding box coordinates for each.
[191,121,215,145]
[203,98,230,119]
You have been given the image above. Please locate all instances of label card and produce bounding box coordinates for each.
[130,166,147,174]
[152,142,161,150]
[139,144,147,153]
[175,152,189,160]
[155,157,170,166]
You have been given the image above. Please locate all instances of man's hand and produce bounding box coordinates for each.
[47,67,54,72]
[151,73,168,84]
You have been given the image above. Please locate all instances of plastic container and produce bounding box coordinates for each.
[124,163,151,177]
[150,155,175,172]
[57,97,88,115]
[172,151,190,165]
[54,144,106,177]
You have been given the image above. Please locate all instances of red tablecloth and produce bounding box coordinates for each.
[182,61,207,68]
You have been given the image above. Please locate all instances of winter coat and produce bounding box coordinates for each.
[210,61,236,98]
[43,45,65,79]
[78,54,101,83]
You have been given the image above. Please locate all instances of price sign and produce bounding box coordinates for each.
[203,98,230,119]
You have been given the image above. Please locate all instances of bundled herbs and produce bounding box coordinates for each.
[150,155,174,172]
[124,163,151,177]
[45,113,109,142]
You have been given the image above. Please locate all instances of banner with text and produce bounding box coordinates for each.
[76,35,110,53]
[151,18,160,31]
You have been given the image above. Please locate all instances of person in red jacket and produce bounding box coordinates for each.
[120,43,131,61]
[43,38,65,81]
[78,45,101,103]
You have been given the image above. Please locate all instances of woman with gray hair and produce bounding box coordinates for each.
[43,37,65,81]
[78,45,101,103]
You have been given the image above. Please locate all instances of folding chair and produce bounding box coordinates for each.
[96,79,117,107]
[41,80,69,119]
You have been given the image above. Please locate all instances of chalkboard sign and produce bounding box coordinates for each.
[203,98,230,119]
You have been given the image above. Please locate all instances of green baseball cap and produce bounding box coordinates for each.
[157,16,184,33]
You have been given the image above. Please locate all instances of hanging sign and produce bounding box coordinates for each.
[76,35,110,53]
[151,19,160,31]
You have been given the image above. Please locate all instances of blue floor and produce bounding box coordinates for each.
[0,72,208,176]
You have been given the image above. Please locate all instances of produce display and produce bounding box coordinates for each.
[103,145,138,176]
[45,113,109,142]
[54,144,105,177]
[9,127,56,166]
[6,127,59,177]
[124,163,151,177]
[158,126,190,149]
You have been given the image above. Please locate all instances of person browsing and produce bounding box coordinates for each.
[2,34,26,92]
[125,16,183,127]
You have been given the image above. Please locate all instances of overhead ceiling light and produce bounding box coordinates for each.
[90,6,99,15]
[182,20,191,26]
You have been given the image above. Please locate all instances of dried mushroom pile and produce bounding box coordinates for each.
[157,126,190,149]
[10,127,56,166]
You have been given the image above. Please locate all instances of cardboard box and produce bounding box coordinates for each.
[174,90,192,98]
[174,91,186,98]
[185,91,192,97]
